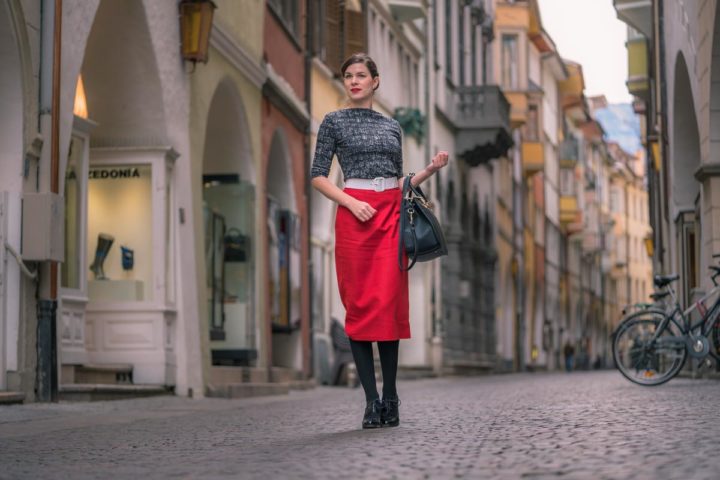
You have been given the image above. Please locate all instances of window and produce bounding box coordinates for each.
[501,34,519,89]
[433,1,438,69]
[609,187,619,213]
[312,0,324,55]
[268,0,299,38]
[445,0,453,79]
[343,0,365,60]
[560,168,575,196]
[458,3,465,85]
[321,0,366,75]
[88,163,154,302]
[525,104,539,141]
[471,12,477,85]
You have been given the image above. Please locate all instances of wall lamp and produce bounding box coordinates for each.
[179,0,217,67]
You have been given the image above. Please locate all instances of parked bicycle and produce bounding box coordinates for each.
[612,254,720,386]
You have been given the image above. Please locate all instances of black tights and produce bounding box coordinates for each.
[349,339,399,403]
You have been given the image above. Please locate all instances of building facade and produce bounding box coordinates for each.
[615,0,720,303]
[1,0,315,403]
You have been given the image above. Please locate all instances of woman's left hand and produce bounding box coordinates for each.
[429,151,449,173]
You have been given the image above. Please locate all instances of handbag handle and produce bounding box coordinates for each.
[398,175,419,271]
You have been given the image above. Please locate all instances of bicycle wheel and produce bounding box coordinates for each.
[613,313,687,386]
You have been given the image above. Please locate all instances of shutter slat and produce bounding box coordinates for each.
[344,7,366,60]
[325,0,342,75]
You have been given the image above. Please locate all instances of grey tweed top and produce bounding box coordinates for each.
[311,108,403,181]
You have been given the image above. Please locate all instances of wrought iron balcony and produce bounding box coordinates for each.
[454,85,513,167]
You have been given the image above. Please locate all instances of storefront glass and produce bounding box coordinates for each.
[87,164,153,301]
[204,180,255,349]
[62,135,84,290]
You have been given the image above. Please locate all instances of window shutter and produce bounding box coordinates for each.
[343,4,366,61]
[325,0,342,75]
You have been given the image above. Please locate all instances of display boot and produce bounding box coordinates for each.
[89,233,115,280]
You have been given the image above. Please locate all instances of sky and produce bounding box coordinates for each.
[537,0,632,104]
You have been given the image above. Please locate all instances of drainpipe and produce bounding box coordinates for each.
[512,129,524,371]
[303,0,314,380]
[37,0,62,402]
[657,0,667,271]
[425,2,437,338]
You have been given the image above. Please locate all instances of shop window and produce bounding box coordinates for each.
[268,198,301,331]
[676,209,699,307]
[203,178,256,347]
[62,134,85,290]
[87,164,153,301]
[86,149,176,305]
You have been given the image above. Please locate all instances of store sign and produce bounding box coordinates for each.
[89,168,142,179]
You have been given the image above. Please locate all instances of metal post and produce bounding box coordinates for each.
[36,300,57,401]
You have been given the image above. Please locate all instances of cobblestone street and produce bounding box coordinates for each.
[1,371,719,479]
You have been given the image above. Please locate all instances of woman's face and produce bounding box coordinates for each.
[343,63,378,105]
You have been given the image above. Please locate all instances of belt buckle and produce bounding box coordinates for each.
[372,177,385,192]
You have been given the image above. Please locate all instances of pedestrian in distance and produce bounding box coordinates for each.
[310,53,449,429]
[563,340,575,373]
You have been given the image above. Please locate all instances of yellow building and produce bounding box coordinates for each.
[493,0,554,370]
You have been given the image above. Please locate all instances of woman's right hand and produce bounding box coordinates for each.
[347,198,377,222]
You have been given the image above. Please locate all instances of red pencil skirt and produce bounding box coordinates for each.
[335,187,410,341]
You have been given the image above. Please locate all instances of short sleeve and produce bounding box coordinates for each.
[393,120,404,177]
[311,114,337,178]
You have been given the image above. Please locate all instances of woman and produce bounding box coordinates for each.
[311,53,448,429]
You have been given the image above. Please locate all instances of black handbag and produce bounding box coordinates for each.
[398,174,448,270]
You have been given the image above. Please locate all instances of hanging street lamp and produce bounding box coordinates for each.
[179,0,217,66]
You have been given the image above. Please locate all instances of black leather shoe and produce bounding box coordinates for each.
[362,399,383,429]
[381,397,400,427]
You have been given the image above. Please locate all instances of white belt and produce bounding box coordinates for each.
[345,177,398,192]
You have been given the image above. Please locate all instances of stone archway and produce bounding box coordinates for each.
[80,0,167,148]
[0,0,24,391]
[671,52,701,305]
[203,78,255,182]
[671,53,701,212]
[201,78,257,366]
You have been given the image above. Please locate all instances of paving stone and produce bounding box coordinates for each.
[0,371,719,479]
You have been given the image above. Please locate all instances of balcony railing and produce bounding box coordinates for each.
[453,85,513,167]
